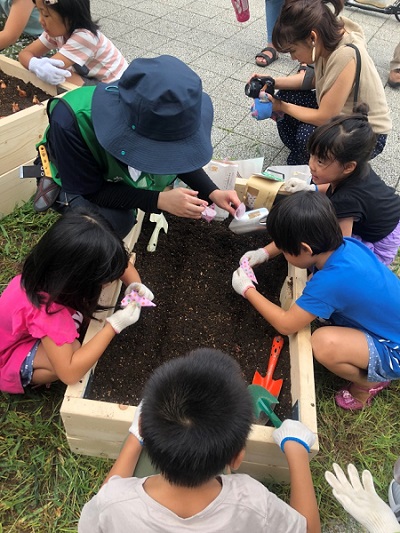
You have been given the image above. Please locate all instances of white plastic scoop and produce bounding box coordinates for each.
[229,207,268,235]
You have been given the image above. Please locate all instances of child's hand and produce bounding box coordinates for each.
[125,282,154,302]
[240,248,269,268]
[28,57,72,85]
[106,303,140,334]
[273,419,316,453]
[232,267,255,298]
[284,178,317,193]
[325,464,400,533]
[129,400,144,445]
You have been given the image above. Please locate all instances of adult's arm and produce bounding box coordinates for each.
[271,60,356,127]
[0,0,38,50]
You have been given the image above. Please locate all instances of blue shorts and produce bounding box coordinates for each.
[365,332,400,382]
[20,340,40,387]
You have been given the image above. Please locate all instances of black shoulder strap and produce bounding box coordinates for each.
[346,43,361,107]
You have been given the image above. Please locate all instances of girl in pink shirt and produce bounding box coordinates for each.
[19,0,128,86]
[0,209,153,394]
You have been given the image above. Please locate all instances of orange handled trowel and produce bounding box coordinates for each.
[252,335,284,398]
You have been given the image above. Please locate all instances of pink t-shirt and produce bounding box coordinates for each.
[39,29,128,83]
[0,275,79,394]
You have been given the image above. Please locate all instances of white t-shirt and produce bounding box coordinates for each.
[78,474,306,532]
[39,29,128,83]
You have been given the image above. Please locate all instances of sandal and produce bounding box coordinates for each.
[335,381,390,410]
[255,47,278,68]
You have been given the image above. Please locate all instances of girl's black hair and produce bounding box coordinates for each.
[33,0,99,36]
[267,191,343,256]
[307,103,376,180]
[272,0,345,53]
[21,208,129,318]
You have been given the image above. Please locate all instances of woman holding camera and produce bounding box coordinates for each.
[256,0,391,165]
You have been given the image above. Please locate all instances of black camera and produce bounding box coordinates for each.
[244,76,275,98]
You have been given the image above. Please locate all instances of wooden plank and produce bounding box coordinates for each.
[1,104,50,174]
[0,162,36,218]
[0,55,75,176]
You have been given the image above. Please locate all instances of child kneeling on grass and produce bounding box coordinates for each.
[0,208,153,394]
[233,192,400,411]
[79,348,320,533]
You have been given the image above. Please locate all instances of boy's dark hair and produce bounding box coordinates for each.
[140,348,253,488]
[268,191,343,255]
[307,104,376,180]
[22,208,129,317]
[272,0,344,54]
[33,0,99,36]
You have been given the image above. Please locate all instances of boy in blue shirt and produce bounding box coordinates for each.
[233,192,400,410]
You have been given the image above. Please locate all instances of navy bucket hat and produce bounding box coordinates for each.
[92,55,214,174]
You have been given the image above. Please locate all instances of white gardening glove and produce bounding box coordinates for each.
[284,178,317,193]
[240,248,269,268]
[124,282,154,302]
[232,267,255,298]
[106,302,140,334]
[28,57,72,85]
[129,400,144,445]
[325,464,400,533]
[272,419,316,453]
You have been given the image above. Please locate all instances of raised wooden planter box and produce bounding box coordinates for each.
[60,210,318,482]
[0,55,75,218]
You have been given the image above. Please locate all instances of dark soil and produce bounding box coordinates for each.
[0,70,52,117]
[87,214,294,424]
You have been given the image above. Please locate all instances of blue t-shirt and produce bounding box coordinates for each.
[297,238,400,374]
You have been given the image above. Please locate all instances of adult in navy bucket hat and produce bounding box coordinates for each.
[38,55,240,238]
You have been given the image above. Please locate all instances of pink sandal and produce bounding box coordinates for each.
[335,381,390,410]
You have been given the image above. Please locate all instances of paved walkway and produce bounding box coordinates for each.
[92,0,399,189]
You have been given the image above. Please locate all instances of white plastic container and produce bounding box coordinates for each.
[229,207,268,234]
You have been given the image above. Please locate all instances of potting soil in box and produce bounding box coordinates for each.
[86,215,293,422]
[0,70,51,116]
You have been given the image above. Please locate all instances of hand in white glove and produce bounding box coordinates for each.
[28,57,72,85]
[240,248,269,268]
[124,282,154,302]
[325,464,400,533]
[284,178,317,193]
[129,400,144,445]
[232,267,255,298]
[273,419,316,453]
[106,302,140,334]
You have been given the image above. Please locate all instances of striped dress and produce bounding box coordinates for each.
[39,29,128,83]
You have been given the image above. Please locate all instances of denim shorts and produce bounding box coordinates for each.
[20,340,40,387]
[366,332,400,382]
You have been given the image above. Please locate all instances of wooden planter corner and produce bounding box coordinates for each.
[60,210,318,482]
[0,55,75,218]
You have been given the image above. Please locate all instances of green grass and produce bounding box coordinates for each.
[1,202,400,531]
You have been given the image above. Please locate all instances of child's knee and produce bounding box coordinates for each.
[311,327,337,363]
